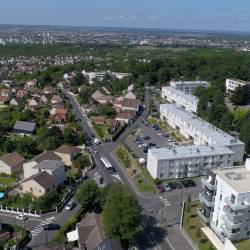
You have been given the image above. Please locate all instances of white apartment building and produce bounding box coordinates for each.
[198,159,250,243]
[170,80,210,94]
[162,86,199,113]
[226,78,250,93]
[82,69,131,84]
[160,104,245,162]
[147,145,233,179]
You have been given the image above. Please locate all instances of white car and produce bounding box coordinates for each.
[65,201,76,210]
[164,183,172,191]
[16,214,28,221]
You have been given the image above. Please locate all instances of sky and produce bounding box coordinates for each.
[1,0,250,32]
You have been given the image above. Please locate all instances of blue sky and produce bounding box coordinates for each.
[1,0,250,31]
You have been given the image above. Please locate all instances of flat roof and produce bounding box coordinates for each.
[214,167,250,193]
[160,104,244,147]
[170,80,210,85]
[227,78,250,85]
[162,86,199,103]
[149,145,233,160]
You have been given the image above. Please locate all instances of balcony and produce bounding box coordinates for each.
[224,197,250,211]
[223,206,244,222]
[221,214,241,229]
[199,192,214,207]
[197,208,211,224]
[201,177,216,191]
[220,223,241,241]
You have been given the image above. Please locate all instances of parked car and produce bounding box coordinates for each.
[16,214,28,221]
[143,148,148,153]
[187,179,196,187]
[65,201,76,210]
[180,179,191,188]
[143,136,151,140]
[164,183,172,191]
[156,185,165,193]
[43,223,61,231]
[148,143,156,147]
[176,180,183,189]
[168,182,177,189]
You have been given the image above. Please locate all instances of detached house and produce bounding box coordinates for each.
[10,97,22,106]
[121,98,140,112]
[50,106,68,123]
[0,152,25,175]
[25,79,37,89]
[91,90,110,104]
[16,89,27,98]
[54,145,81,166]
[0,89,11,104]
[21,171,56,197]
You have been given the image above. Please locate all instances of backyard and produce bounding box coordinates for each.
[0,175,17,192]
[116,144,156,193]
[92,123,110,140]
[182,200,216,250]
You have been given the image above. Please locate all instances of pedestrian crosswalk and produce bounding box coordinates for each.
[30,218,54,238]
[160,196,171,207]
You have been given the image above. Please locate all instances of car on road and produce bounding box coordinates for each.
[16,214,28,221]
[148,142,156,147]
[156,185,165,193]
[164,183,172,191]
[65,201,76,210]
[43,223,61,231]
[93,149,98,154]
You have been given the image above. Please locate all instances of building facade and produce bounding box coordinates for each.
[160,104,245,162]
[198,159,250,243]
[147,145,234,179]
[226,78,250,93]
[162,86,199,113]
[170,80,210,94]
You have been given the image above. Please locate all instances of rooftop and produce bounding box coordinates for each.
[149,144,233,160]
[170,80,210,86]
[227,78,250,85]
[160,104,244,147]
[214,167,250,193]
[0,152,25,167]
[33,160,64,171]
[13,120,36,133]
[162,86,199,103]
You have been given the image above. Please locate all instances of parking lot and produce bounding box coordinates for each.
[125,121,183,160]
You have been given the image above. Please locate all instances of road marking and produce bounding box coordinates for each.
[30,218,54,238]
[160,196,171,206]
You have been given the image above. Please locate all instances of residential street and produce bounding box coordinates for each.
[63,89,196,250]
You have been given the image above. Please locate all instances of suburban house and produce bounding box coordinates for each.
[49,106,68,123]
[112,97,123,110]
[67,212,122,250]
[67,212,103,249]
[23,160,66,186]
[91,90,111,104]
[23,151,62,178]
[116,110,136,124]
[124,91,136,100]
[0,152,25,175]
[25,97,42,110]
[10,97,22,106]
[90,116,106,125]
[21,171,56,197]
[13,121,36,135]
[54,145,81,166]
[0,88,11,104]
[51,95,62,105]
[25,79,38,89]
[121,98,140,112]
[106,119,120,133]
[16,89,27,98]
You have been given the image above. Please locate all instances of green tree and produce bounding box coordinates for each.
[63,127,78,145]
[230,86,248,105]
[102,182,142,241]
[240,117,250,153]
[75,179,100,210]
[73,154,91,169]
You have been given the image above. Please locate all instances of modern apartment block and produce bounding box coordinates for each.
[160,104,245,162]
[226,78,250,93]
[161,86,199,113]
[170,80,210,94]
[198,159,250,243]
[147,145,233,179]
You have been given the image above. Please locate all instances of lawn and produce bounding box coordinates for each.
[236,238,250,250]
[0,177,16,186]
[92,123,110,140]
[183,201,216,250]
[116,144,156,193]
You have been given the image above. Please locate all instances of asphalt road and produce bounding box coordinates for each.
[63,89,198,250]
